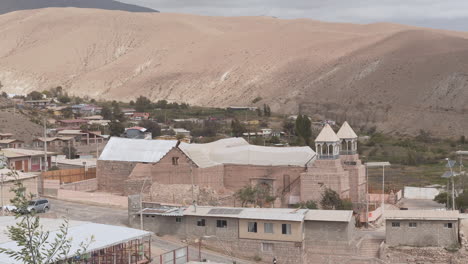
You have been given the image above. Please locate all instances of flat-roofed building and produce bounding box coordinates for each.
[385,210,460,247]
[129,204,355,264]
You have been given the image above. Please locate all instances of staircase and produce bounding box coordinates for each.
[359,237,384,258]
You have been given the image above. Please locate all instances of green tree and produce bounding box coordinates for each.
[61,107,73,118]
[138,120,161,138]
[27,91,43,100]
[0,175,93,263]
[460,135,466,145]
[296,200,318,209]
[111,102,125,122]
[235,185,257,207]
[295,115,312,145]
[263,104,271,117]
[320,188,351,210]
[230,118,246,137]
[235,184,276,208]
[62,146,77,159]
[282,119,295,136]
[57,95,71,104]
[109,120,125,136]
[101,105,112,120]
[135,96,152,112]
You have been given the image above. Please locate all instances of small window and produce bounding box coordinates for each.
[444,223,453,229]
[197,219,206,227]
[216,220,227,228]
[282,224,292,235]
[248,222,257,233]
[409,222,417,228]
[391,222,400,227]
[264,223,274,233]
[261,242,274,252]
[172,157,179,165]
[175,217,182,223]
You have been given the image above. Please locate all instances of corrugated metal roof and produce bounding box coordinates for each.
[336,121,358,139]
[0,217,152,264]
[184,206,309,222]
[304,210,353,222]
[99,137,177,163]
[385,210,459,220]
[315,124,340,142]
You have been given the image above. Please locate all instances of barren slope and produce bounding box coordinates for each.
[0,8,467,136]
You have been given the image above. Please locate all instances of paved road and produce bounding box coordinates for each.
[48,199,251,264]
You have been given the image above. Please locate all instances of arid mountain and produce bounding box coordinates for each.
[0,8,467,136]
[0,0,157,15]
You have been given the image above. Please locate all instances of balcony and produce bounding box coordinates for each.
[318,154,340,160]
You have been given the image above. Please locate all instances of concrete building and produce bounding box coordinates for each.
[385,210,460,247]
[0,148,56,172]
[129,203,355,264]
[0,169,38,207]
[123,127,152,139]
[0,139,24,149]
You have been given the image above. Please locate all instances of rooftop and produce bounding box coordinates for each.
[315,124,340,142]
[58,119,88,124]
[144,205,353,223]
[179,138,315,168]
[385,210,460,220]
[0,148,56,158]
[0,169,39,182]
[0,139,23,144]
[0,217,151,264]
[336,121,358,139]
[53,155,97,168]
[99,137,177,163]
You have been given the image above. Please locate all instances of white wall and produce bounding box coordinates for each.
[404,186,440,200]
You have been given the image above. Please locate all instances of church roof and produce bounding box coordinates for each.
[315,124,340,142]
[337,121,358,139]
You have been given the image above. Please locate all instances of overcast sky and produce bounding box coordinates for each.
[118,0,468,31]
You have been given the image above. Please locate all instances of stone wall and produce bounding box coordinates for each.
[97,160,138,194]
[300,159,350,202]
[61,178,97,192]
[385,219,459,247]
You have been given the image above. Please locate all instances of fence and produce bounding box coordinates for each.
[158,246,189,264]
[42,167,96,184]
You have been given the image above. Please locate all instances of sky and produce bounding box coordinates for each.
[117,0,468,31]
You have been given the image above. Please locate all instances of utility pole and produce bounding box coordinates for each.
[1,173,4,216]
[43,117,48,172]
[140,177,149,230]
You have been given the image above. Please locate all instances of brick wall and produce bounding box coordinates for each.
[97,160,138,194]
[341,154,366,203]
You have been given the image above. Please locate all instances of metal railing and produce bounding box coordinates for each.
[318,154,340,160]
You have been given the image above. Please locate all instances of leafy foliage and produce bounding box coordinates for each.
[138,120,161,138]
[26,91,43,100]
[295,200,318,209]
[320,188,352,210]
[109,120,125,136]
[61,145,77,159]
[230,118,246,137]
[0,174,93,264]
[235,184,276,207]
[295,115,312,145]
[134,96,152,112]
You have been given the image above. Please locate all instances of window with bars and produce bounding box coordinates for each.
[391,222,400,227]
[409,222,417,228]
[282,224,292,235]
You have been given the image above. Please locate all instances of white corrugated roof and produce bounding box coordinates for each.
[336,121,357,139]
[315,124,340,142]
[304,210,353,222]
[0,217,151,264]
[99,137,177,163]
[179,138,315,168]
[184,206,309,222]
[385,210,459,220]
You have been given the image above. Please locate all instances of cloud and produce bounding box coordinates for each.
[118,0,468,31]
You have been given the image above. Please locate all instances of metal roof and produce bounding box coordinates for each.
[99,137,177,163]
[315,124,340,142]
[365,162,391,167]
[304,210,353,222]
[0,217,152,264]
[184,206,308,222]
[336,121,358,139]
[385,210,459,220]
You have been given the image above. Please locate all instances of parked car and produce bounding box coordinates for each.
[27,199,50,213]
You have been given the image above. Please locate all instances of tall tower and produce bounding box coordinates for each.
[337,121,366,204]
[300,124,350,202]
[337,121,358,155]
[315,124,341,159]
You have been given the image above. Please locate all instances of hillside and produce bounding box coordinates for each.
[0,8,468,137]
[0,0,157,15]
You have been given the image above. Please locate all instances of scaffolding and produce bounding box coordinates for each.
[59,236,152,264]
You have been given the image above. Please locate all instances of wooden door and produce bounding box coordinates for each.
[14,160,22,171]
[24,159,29,172]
